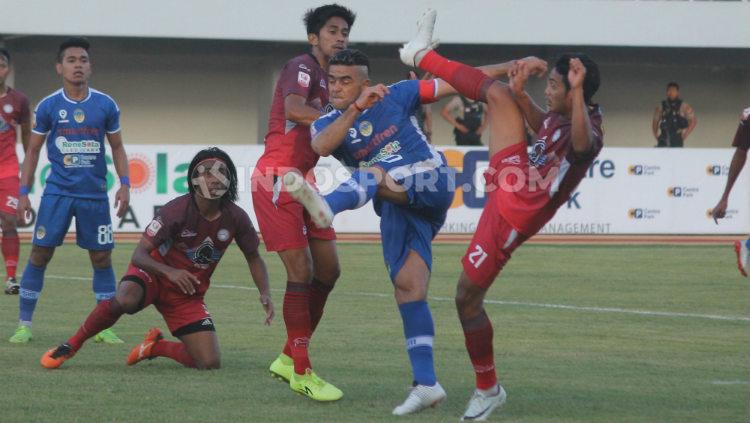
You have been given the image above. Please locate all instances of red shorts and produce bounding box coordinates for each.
[251,171,336,252]
[461,189,529,289]
[122,264,212,336]
[0,177,19,216]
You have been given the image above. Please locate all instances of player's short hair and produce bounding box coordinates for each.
[666,81,680,90]
[329,49,370,74]
[304,4,356,35]
[0,48,10,64]
[57,37,91,62]
[187,147,239,202]
[553,53,600,105]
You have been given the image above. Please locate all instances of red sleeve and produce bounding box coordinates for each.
[279,56,314,100]
[233,206,260,255]
[418,79,438,104]
[17,92,30,125]
[143,201,181,248]
[732,122,750,151]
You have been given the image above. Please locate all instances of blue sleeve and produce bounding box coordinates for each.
[387,80,420,114]
[105,98,121,133]
[310,111,338,139]
[32,100,51,134]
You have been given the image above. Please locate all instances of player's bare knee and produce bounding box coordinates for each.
[486,83,513,107]
[30,245,54,266]
[89,250,112,268]
[195,355,221,370]
[114,293,140,314]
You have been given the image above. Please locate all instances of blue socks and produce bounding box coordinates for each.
[18,261,46,325]
[92,266,116,302]
[745,237,749,250]
[398,300,437,386]
[323,169,379,215]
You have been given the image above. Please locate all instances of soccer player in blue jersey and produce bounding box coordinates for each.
[9,38,130,344]
[284,48,515,415]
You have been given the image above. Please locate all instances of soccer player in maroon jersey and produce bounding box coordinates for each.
[251,4,354,401]
[401,11,603,420]
[711,107,750,277]
[0,48,31,295]
[40,148,274,370]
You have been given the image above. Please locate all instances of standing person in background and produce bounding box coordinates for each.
[711,107,749,277]
[652,82,696,147]
[0,48,31,295]
[442,94,487,146]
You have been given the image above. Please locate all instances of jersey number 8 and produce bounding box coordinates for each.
[97,224,114,245]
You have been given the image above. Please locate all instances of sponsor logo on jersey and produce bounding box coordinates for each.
[180,228,197,238]
[146,218,162,237]
[54,136,101,154]
[297,71,310,88]
[59,109,68,119]
[217,229,229,242]
[3,104,13,114]
[73,108,85,123]
[63,155,80,166]
[188,236,223,266]
[359,121,373,137]
[501,155,521,165]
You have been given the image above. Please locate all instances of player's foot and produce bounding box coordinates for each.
[269,353,294,383]
[735,240,748,277]
[40,343,76,369]
[392,382,447,416]
[126,327,164,365]
[4,277,19,295]
[283,171,333,229]
[399,9,439,68]
[9,325,32,343]
[460,384,507,421]
[94,328,124,344]
[289,369,343,402]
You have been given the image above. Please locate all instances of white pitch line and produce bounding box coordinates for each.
[711,380,750,385]
[45,275,750,323]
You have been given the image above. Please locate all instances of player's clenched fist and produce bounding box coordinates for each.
[354,84,390,111]
[567,58,587,90]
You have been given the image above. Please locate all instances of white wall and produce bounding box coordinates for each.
[2,0,750,48]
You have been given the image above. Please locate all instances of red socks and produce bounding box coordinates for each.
[282,278,333,358]
[151,341,197,368]
[67,299,123,351]
[462,311,498,390]
[283,281,312,374]
[419,50,495,102]
[1,234,19,279]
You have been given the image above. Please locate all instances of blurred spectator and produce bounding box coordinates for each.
[652,81,696,147]
[441,95,487,146]
[407,71,433,143]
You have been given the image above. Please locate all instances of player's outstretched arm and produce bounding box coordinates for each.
[568,58,597,156]
[712,147,748,223]
[131,238,201,295]
[17,132,45,224]
[285,94,323,126]
[107,132,130,218]
[243,249,274,325]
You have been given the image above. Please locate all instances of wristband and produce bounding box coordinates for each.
[19,185,30,196]
[119,176,130,187]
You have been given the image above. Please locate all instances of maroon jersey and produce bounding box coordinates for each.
[732,107,750,151]
[256,53,328,176]
[494,108,604,236]
[143,194,260,296]
[0,88,30,179]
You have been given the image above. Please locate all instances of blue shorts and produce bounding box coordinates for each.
[33,194,114,250]
[376,166,455,281]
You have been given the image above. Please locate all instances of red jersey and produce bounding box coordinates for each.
[732,107,750,151]
[0,88,30,179]
[143,194,260,296]
[256,53,329,176]
[493,108,604,236]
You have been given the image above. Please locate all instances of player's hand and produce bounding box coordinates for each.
[165,268,201,295]
[259,293,274,325]
[520,56,548,77]
[354,84,390,111]
[509,60,532,96]
[114,185,130,218]
[456,123,469,134]
[568,58,586,91]
[16,195,32,224]
[711,198,729,224]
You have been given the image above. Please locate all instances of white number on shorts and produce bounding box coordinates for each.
[468,244,488,268]
[6,196,18,209]
[97,224,114,245]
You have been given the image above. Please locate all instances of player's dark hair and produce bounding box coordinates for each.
[553,53,600,105]
[0,48,10,64]
[666,81,679,90]
[329,49,370,74]
[304,4,356,35]
[187,147,239,203]
[57,37,90,62]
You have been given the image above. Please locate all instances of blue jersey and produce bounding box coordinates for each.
[32,88,120,199]
[311,80,444,179]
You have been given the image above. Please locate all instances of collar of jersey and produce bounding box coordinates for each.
[61,88,92,104]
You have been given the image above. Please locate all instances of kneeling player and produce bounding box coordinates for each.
[401,10,603,421]
[40,148,274,370]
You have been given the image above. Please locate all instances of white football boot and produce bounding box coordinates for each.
[392,382,447,416]
[282,171,333,229]
[399,9,440,68]
[460,384,507,421]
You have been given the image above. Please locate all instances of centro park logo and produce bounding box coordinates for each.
[706,164,729,176]
[628,208,660,219]
[667,186,699,198]
[628,164,660,176]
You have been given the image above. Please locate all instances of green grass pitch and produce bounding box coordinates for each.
[0,242,748,423]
